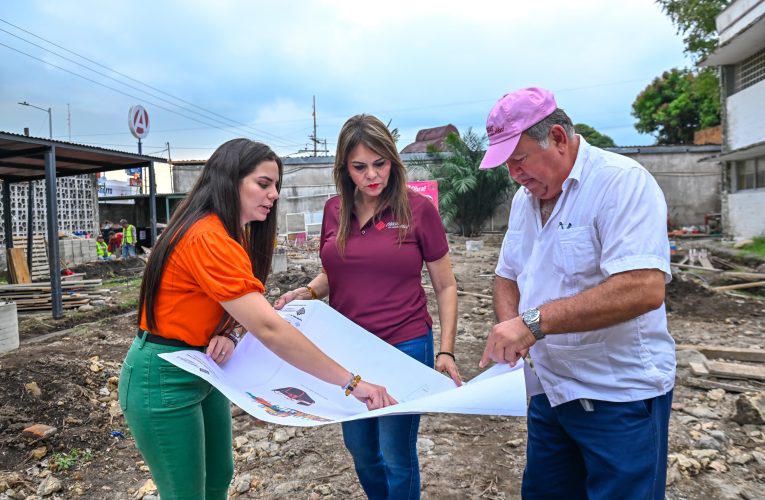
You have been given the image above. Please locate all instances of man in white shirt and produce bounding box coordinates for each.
[478,87,675,500]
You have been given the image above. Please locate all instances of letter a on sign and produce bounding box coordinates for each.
[128,105,150,139]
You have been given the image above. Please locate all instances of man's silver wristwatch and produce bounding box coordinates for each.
[521,307,544,341]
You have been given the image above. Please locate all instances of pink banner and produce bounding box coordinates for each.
[407,181,439,212]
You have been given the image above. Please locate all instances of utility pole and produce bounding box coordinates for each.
[298,96,328,156]
[312,95,317,156]
[167,142,174,193]
[67,104,71,141]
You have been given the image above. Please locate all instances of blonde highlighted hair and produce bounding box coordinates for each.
[332,114,412,254]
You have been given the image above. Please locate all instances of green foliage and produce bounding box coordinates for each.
[574,123,616,148]
[385,119,401,143]
[52,448,93,470]
[424,129,515,236]
[632,67,720,145]
[656,0,730,62]
[738,237,765,258]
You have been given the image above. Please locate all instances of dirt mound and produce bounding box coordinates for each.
[68,258,145,280]
[266,263,321,295]
[666,275,763,320]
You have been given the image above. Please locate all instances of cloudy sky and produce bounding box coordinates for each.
[2,0,691,165]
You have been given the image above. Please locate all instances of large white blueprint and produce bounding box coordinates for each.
[160,300,526,426]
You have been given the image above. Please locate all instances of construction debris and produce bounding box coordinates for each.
[0,275,108,311]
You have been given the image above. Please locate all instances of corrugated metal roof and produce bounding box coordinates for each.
[0,130,166,182]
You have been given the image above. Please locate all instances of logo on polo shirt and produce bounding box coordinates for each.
[373,221,411,231]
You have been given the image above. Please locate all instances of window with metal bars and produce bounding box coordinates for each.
[734,47,765,93]
[733,157,765,191]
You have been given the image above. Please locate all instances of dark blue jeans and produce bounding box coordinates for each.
[522,390,673,500]
[341,330,434,500]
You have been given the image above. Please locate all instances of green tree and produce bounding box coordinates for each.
[632,67,720,145]
[424,129,515,236]
[655,0,730,62]
[574,123,616,148]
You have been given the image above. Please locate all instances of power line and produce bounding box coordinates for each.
[0,41,303,149]
[0,18,301,147]
[0,26,262,141]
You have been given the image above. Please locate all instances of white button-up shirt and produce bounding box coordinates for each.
[496,137,675,407]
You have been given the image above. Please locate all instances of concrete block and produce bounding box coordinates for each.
[0,301,19,354]
[272,254,287,274]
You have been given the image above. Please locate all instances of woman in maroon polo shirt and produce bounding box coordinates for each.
[275,114,460,500]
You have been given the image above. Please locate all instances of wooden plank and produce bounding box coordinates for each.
[720,272,765,280]
[677,344,765,363]
[697,253,715,269]
[7,248,31,284]
[712,281,765,292]
[706,360,765,381]
[689,362,709,376]
[670,262,723,273]
[684,376,762,393]
[6,249,15,284]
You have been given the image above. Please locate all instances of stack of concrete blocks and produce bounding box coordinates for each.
[59,238,99,267]
[0,175,99,247]
[0,175,99,272]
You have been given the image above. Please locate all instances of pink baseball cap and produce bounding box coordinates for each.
[479,87,557,170]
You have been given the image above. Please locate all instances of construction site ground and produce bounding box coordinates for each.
[1,235,764,499]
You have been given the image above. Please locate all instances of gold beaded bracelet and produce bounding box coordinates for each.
[343,374,362,396]
[305,285,318,300]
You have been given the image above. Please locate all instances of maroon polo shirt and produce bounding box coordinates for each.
[320,191,449,345]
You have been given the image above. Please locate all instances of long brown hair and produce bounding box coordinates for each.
[333,114,412,253]
[139,139,282,334]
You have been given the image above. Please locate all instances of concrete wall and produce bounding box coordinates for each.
[172,155,456,235]
[279,157,337,235]
[614,148,723,227]
[727,81,765,151]
[172,164,204,194]
[727,190,765,238]
[476,147,724,231]
[171,148,721,234]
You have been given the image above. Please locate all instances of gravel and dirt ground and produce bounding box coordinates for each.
[1,235,764,499]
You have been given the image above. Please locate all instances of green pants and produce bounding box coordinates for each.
[119,334,233,500]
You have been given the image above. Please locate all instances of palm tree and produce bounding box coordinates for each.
[425,129,516,236]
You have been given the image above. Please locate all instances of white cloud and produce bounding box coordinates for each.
[1,0,691,154]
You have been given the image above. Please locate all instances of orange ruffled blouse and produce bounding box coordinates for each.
[139,214,265,346]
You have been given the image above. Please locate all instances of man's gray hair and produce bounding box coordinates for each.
[525,109,575,148]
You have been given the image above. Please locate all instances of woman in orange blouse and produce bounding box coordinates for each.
[118,139,394,500]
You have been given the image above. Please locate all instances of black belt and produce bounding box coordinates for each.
[136,330,200,349]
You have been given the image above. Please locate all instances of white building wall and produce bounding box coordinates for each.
[727,190,765,238]
[727,80,765,150]
[717,0,765,44]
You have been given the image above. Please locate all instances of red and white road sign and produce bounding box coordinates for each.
[128,105,150,139]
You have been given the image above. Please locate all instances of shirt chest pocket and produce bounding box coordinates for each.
[552,225,600,292]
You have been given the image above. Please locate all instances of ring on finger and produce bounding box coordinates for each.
[221,351,226,356]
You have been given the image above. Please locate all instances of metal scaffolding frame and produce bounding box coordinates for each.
[0,131,165,318]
